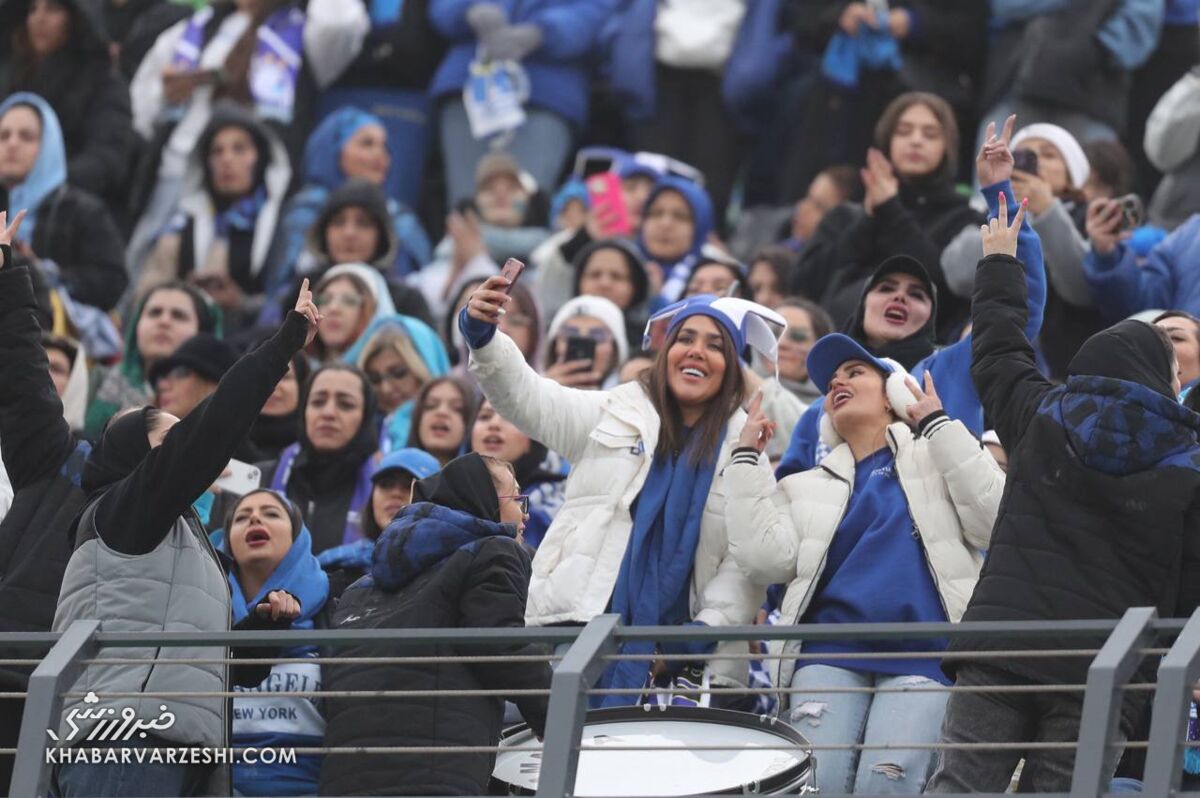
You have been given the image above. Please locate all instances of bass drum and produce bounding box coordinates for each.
[491,706,816,796]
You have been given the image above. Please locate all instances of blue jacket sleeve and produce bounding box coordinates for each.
[458,304,498,349]
[775,401,821,479]
[923,341,985,437]
[1082,243,1175,321]
[429,0,479,41]
[981,180,1046,340]
[527,0,616,60]
[1097,0,1164,71]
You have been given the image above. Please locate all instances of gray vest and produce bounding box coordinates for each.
[52,499,230,748]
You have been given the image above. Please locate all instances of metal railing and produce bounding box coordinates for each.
[4,607,1200,797]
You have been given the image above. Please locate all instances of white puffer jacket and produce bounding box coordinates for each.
[724,417,1004,690]
[469,330,763,681]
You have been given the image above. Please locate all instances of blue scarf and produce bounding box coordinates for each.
[594,427,724,708]
[820,16,901,89]
[214,186,268,238]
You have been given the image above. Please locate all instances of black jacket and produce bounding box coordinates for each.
[0,0,135,199]
[319,500,551,797]
[0,183,128,311]
[331,0,445,91]
[954,254,1200,721]
[790,183,982,337]
[0,265,88,691]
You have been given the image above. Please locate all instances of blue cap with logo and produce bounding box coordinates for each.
[371,448,440,483]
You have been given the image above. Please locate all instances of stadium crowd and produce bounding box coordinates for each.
[2,0,1200,795]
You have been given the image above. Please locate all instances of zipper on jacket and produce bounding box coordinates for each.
[889,429,953,621]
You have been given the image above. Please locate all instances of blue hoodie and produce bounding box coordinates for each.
[777,181,1047,476]
[427,0,616,126]
[370,502,519,592]
[638,176,715,308]
[1082,213,1200,322]
[212,505,330,797]
[342,313,452,452]
[0,93,67,241]
[264,109,432,293]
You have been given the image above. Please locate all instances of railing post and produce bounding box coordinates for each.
[535,614,619,798]
[1143,608,1200,796]
[1070,606,1157,798]
[9,620,99,798]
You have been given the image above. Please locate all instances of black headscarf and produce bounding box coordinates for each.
[1068,319,1177,400]
[572,238,650,309]
[291,365,380,495]
[411,452,500,523]
[81,407,154,495]
[846,254,938,370]
[248,352,312,460]
[197,104,271,205]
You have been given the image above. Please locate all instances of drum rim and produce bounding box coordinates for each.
[494,706,814,796]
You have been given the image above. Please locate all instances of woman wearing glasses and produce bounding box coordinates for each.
[309,264,395,362]
[320,452,551,796]
[543,295,628,390]
[775,299,836,407]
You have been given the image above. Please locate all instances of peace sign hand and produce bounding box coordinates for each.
[0,209,27,270]
[293,278,322,347]
[737,390,777,454]
[981,192,1027,259]
[977,115,1016,188]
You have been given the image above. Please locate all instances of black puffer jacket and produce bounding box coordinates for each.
[0,264,89,689]
[319,457,551,797]
[953,254,1200,724]
[0,0,134,199]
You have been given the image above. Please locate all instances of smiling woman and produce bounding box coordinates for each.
[459,280,785,707]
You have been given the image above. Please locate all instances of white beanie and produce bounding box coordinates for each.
[1011,123,1091,190]
[546,295,630,365]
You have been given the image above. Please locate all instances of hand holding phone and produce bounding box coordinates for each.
[1115,193,1145,232]
[498,258,525,293]
[213,459,262,497]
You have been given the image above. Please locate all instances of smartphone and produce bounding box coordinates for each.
[1012,149,1039,175]
[1116,193,1145,231]
[498,258,525,293]
[585,172,632,238]
[572,147,622,179]
[214,459,261,497]
[563,336,596,365]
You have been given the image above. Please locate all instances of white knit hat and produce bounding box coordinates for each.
[1011,123,1091,190]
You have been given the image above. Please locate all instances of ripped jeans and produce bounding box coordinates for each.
[787,665,949,794]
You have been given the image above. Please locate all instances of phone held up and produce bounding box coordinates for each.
[563,336,597,365]
[499,258,525,293]
[1115,193,1144,232]
[214,459,261,497]
[1012,148,1039,176]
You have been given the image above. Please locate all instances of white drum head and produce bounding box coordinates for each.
[493,707,812,796]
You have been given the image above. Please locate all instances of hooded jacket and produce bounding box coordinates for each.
[84,282,221,439]
[427,0,615,126]
[265,366,380,556]
[0,266,90,695]
[344,313,451,453]
[213,494,330,798]
[143,106,292,296]
[265,108,431,295]
[319,453,552,797]
[956,252,1200,725]
[0,0,134,198]
[777,181,1046,476]
[0,93,127,312]
[639,176,715,305]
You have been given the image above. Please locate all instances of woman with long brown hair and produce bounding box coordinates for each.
[461,278,782,705]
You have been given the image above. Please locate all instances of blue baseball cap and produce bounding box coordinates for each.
[371,448,439,483]
[806,334,898,394]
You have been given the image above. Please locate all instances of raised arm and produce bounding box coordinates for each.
[462,275,608,463]
[1082,201,1183,322]
[94,283,318,555]
[0,212,76,490]
[970,196,1054,452]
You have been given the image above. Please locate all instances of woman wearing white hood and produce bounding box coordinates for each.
[461,280,784,705]
[542,295,629,390]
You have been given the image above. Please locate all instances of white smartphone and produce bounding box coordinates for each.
[213,459,261,496]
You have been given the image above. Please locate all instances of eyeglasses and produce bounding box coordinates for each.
[498,494,530,514]
[785,329,813,344]
[315,292,364,309]
[366,365,412,386]
[560,325,612,342]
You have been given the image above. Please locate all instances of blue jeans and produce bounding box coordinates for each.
[54,738,210,797]
[438,98,572,209]
[787,664,949,794]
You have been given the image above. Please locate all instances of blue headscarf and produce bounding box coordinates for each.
[303,108,385,192]
[211,490,330,640]
[550,178,590,226]
[0,93,67,240]
[343,313,451,452]
[638,177,715,305]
